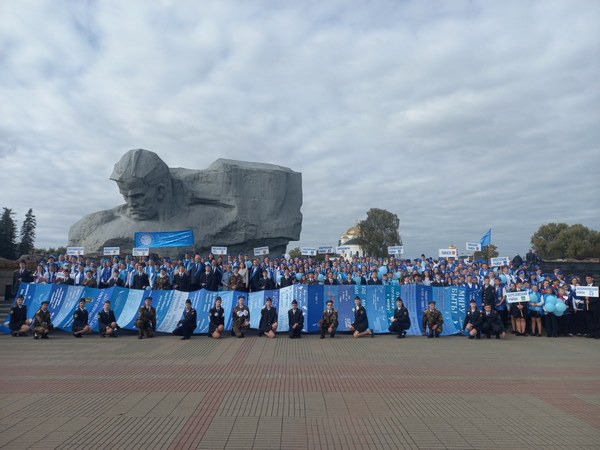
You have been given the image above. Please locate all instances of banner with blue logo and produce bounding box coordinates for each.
[2,283,471,336]
[134,230,194,248]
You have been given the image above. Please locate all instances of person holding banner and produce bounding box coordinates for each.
[462,299,482,339]
[136,297,157,339]
[232,295,250,338]
[528,284,544,337]
[349,296,374,338]
[288,299,304,339]
[9,294,31,337]
[172,299,197,340]
[258,297,278,338]
[98,300,119,337]
[72,298,92,338]
[318,299,339,339]
[583,274,599,339]
[511,300,527,336]
[388,297,410,338]
[209,297,225,339]
[422,301,443,338]
[481,303,505,339]
[33,300,54,340]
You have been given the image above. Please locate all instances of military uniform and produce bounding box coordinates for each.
[389,306,411,337]
[72,307,89,333]
[481,309,504,338]
[83,276,98,288]
[462,308,482,332]
[154,274,172,290]
[227,274,245,291]
[258,306,277,336]
[232,304,250,337]
[351,305,369,333]
[209,306,225,334]
[422,308,443,337]
[318,308,339,338]
[173,307,197,339]
[97,309,118,334]
[136,305,157,338]
[288,307,304,338]
[33,307,53,338]
[9,304,28,336]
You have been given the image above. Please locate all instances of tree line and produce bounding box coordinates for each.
[0,208,36,259]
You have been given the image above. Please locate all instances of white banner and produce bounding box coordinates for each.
[438,248,457,258]
[301,247,317,256]
[66,247,85,256]
[388,246,404,255]
[506,291,530,303]
[466,242,481,252]
[254,246,269,256]
[132,247,150,256]
[318,245,334,254]
[491,257,510,267]
[211,246,228,255]
[103,247,120,256]
[576,286,599,298]
[336,246,352,254]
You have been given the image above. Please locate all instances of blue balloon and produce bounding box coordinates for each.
[493,267,498,274]
[555,302,567,313]
[378,266,388,275]
[545,295,557,305]
[295,273,302,281]
[317,274,324,282]
[353,276,362,284]
[276,274,282,284]
[340,273,347,281]
[545,303,556,313]
[529,293,539,302]
[554,309,564,317]
[393,272,401,280]
[246,261,252,269]
[500,274,508,283]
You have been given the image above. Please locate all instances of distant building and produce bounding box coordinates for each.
[338,226,364,258]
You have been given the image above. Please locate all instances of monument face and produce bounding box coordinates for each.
[68,149,302,256]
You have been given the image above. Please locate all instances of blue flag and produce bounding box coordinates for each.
[134,230,194,248]
[480,229,492,248]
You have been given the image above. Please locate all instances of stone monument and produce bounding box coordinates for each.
[68,149,302,256]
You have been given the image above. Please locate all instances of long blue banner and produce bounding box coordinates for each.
[133,230,194,248]
[2,283,472,336]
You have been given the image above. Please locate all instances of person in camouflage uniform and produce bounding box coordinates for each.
[136,296,157,339]
[33,300,54,339]
[422,300,443,338]
[232,295,250,338]
[227,266,245,291]
[318,299,339,339]
[154,267,172,290]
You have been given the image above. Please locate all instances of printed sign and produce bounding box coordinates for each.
[576,286,599,297]
[466,243,481,252]
[318,245,334,254]
[439,248,457,258]
[336,246,352,254]
[254,246,269,256]
[211,246,227,255]
[132,247,150,256]
[66,247,85,256]
[506,291,530,303]
[301,247,317,256]
[490,257,510,267]
[388,246,404,255]
[103,247,120,256]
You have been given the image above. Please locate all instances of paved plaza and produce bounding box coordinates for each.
[0,332,599,449]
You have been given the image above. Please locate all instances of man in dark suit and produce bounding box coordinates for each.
[189,255,203,291]
[206,260,222,292]
[278,269,294,288]
[172,265,190,292]
[481,278,495,307]
[12,261,32,297]
[258,270,275,291]
[107,269,125,287]
[367,271,382,285]
[323,273,339,286]
[248,259,262,292]
[131,263,150,290]
[288,299,304,339]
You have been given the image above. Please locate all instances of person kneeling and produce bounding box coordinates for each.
[9,294,31,337]
[481,303,505,339]
[422,301,443,338]
[136,296,156,339]
[462,299,482,339]
[232,295,250,338]
[349,296,373,338]
[208,296,225,339]
[72,298,92,338]
[389,297,411,338]
[33,300,54,340]
[259,297,278,338]
[318,300,339,339]
[288,299,304,339]
[98,300,120,337]
[173,298,197,340]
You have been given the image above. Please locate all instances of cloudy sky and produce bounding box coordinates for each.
[1,0,599,259]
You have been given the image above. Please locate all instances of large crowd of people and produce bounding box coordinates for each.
[8,249,600,340]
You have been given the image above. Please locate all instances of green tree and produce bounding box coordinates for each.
[288,247,301,259]
[357,208,401,258]
[473,244,499,261]
[531,223,600,259]
[0,207,18,260]
[18,208,36,256]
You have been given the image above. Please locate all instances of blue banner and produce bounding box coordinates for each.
[2,283,471,336]
[134,230,194,248]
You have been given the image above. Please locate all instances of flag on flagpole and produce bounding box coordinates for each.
[480,229,492,248]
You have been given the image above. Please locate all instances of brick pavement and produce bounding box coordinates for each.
[0,332,599,449]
